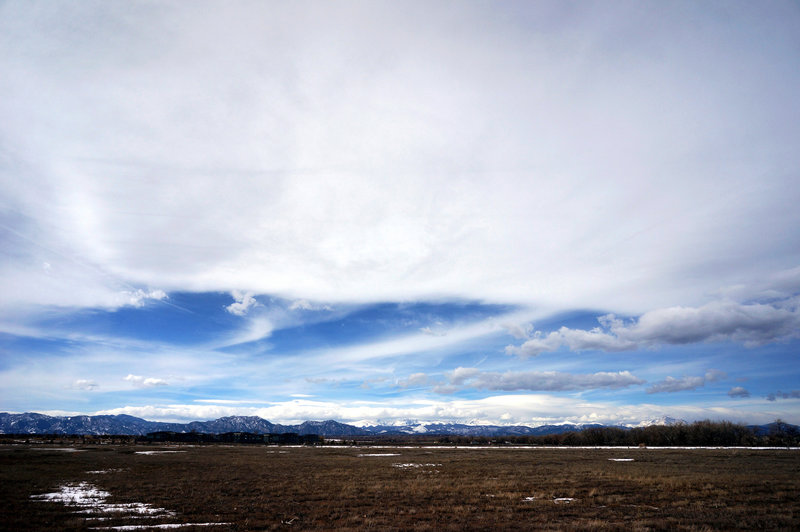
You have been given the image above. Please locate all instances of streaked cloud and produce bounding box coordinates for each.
[443,367,645,392]
[1,2,798,315]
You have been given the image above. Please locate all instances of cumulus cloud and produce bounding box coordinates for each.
[225,291,259,316]
[646,369,725,394]
[728,386,750,398]
[124,374,168,387]
[507,299,800,357]
[766,390,800,401]
[444,367,644,392]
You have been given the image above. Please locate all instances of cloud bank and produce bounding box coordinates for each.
[766,390,800,402]
[444,367,645,392]
[506,299,800,357]
[1,2,798,315]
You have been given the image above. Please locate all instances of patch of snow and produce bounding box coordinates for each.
[90,524,231,530]
[553,498,576,504]
[76,503,176,516]
[608,458,634,462]
[29,447,84,452]
[631,416,687,428]
[32,482,174,517]
[134,451,186,455]
[357,453,400,457]
[392,463,442,468]
[32,482,229,529]
[522,497,536,502]
[32,482,111,506]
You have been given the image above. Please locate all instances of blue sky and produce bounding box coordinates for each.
[1,1,799,425]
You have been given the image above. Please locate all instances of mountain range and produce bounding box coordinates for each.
[0,412,686,437]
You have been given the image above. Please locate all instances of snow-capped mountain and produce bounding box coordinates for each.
[632,416,687,427]
[0,412,726,438]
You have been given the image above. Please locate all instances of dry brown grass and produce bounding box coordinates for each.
[1,444,798,531]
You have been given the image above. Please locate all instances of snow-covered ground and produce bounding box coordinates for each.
[392,463,442,468]
[31,482,174,517]
[134,450,186,455]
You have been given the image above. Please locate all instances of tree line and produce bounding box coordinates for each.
[430,420,799,447]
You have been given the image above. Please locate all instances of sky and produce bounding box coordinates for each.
[1,1,799,426]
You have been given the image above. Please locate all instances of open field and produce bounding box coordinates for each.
[2,444,799,531]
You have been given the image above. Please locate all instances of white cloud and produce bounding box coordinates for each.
[621,300,800,347]
[0,3,798,316]
[213,315,274,349]
[124,374,168,388]
[507,299,800,357]
[225,290,258,316]
[296,315,518,369]
[2,3,800,428]
[445,367,644,392]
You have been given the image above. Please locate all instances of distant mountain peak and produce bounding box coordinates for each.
[635,416,687,427]
[0,411,720,438]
